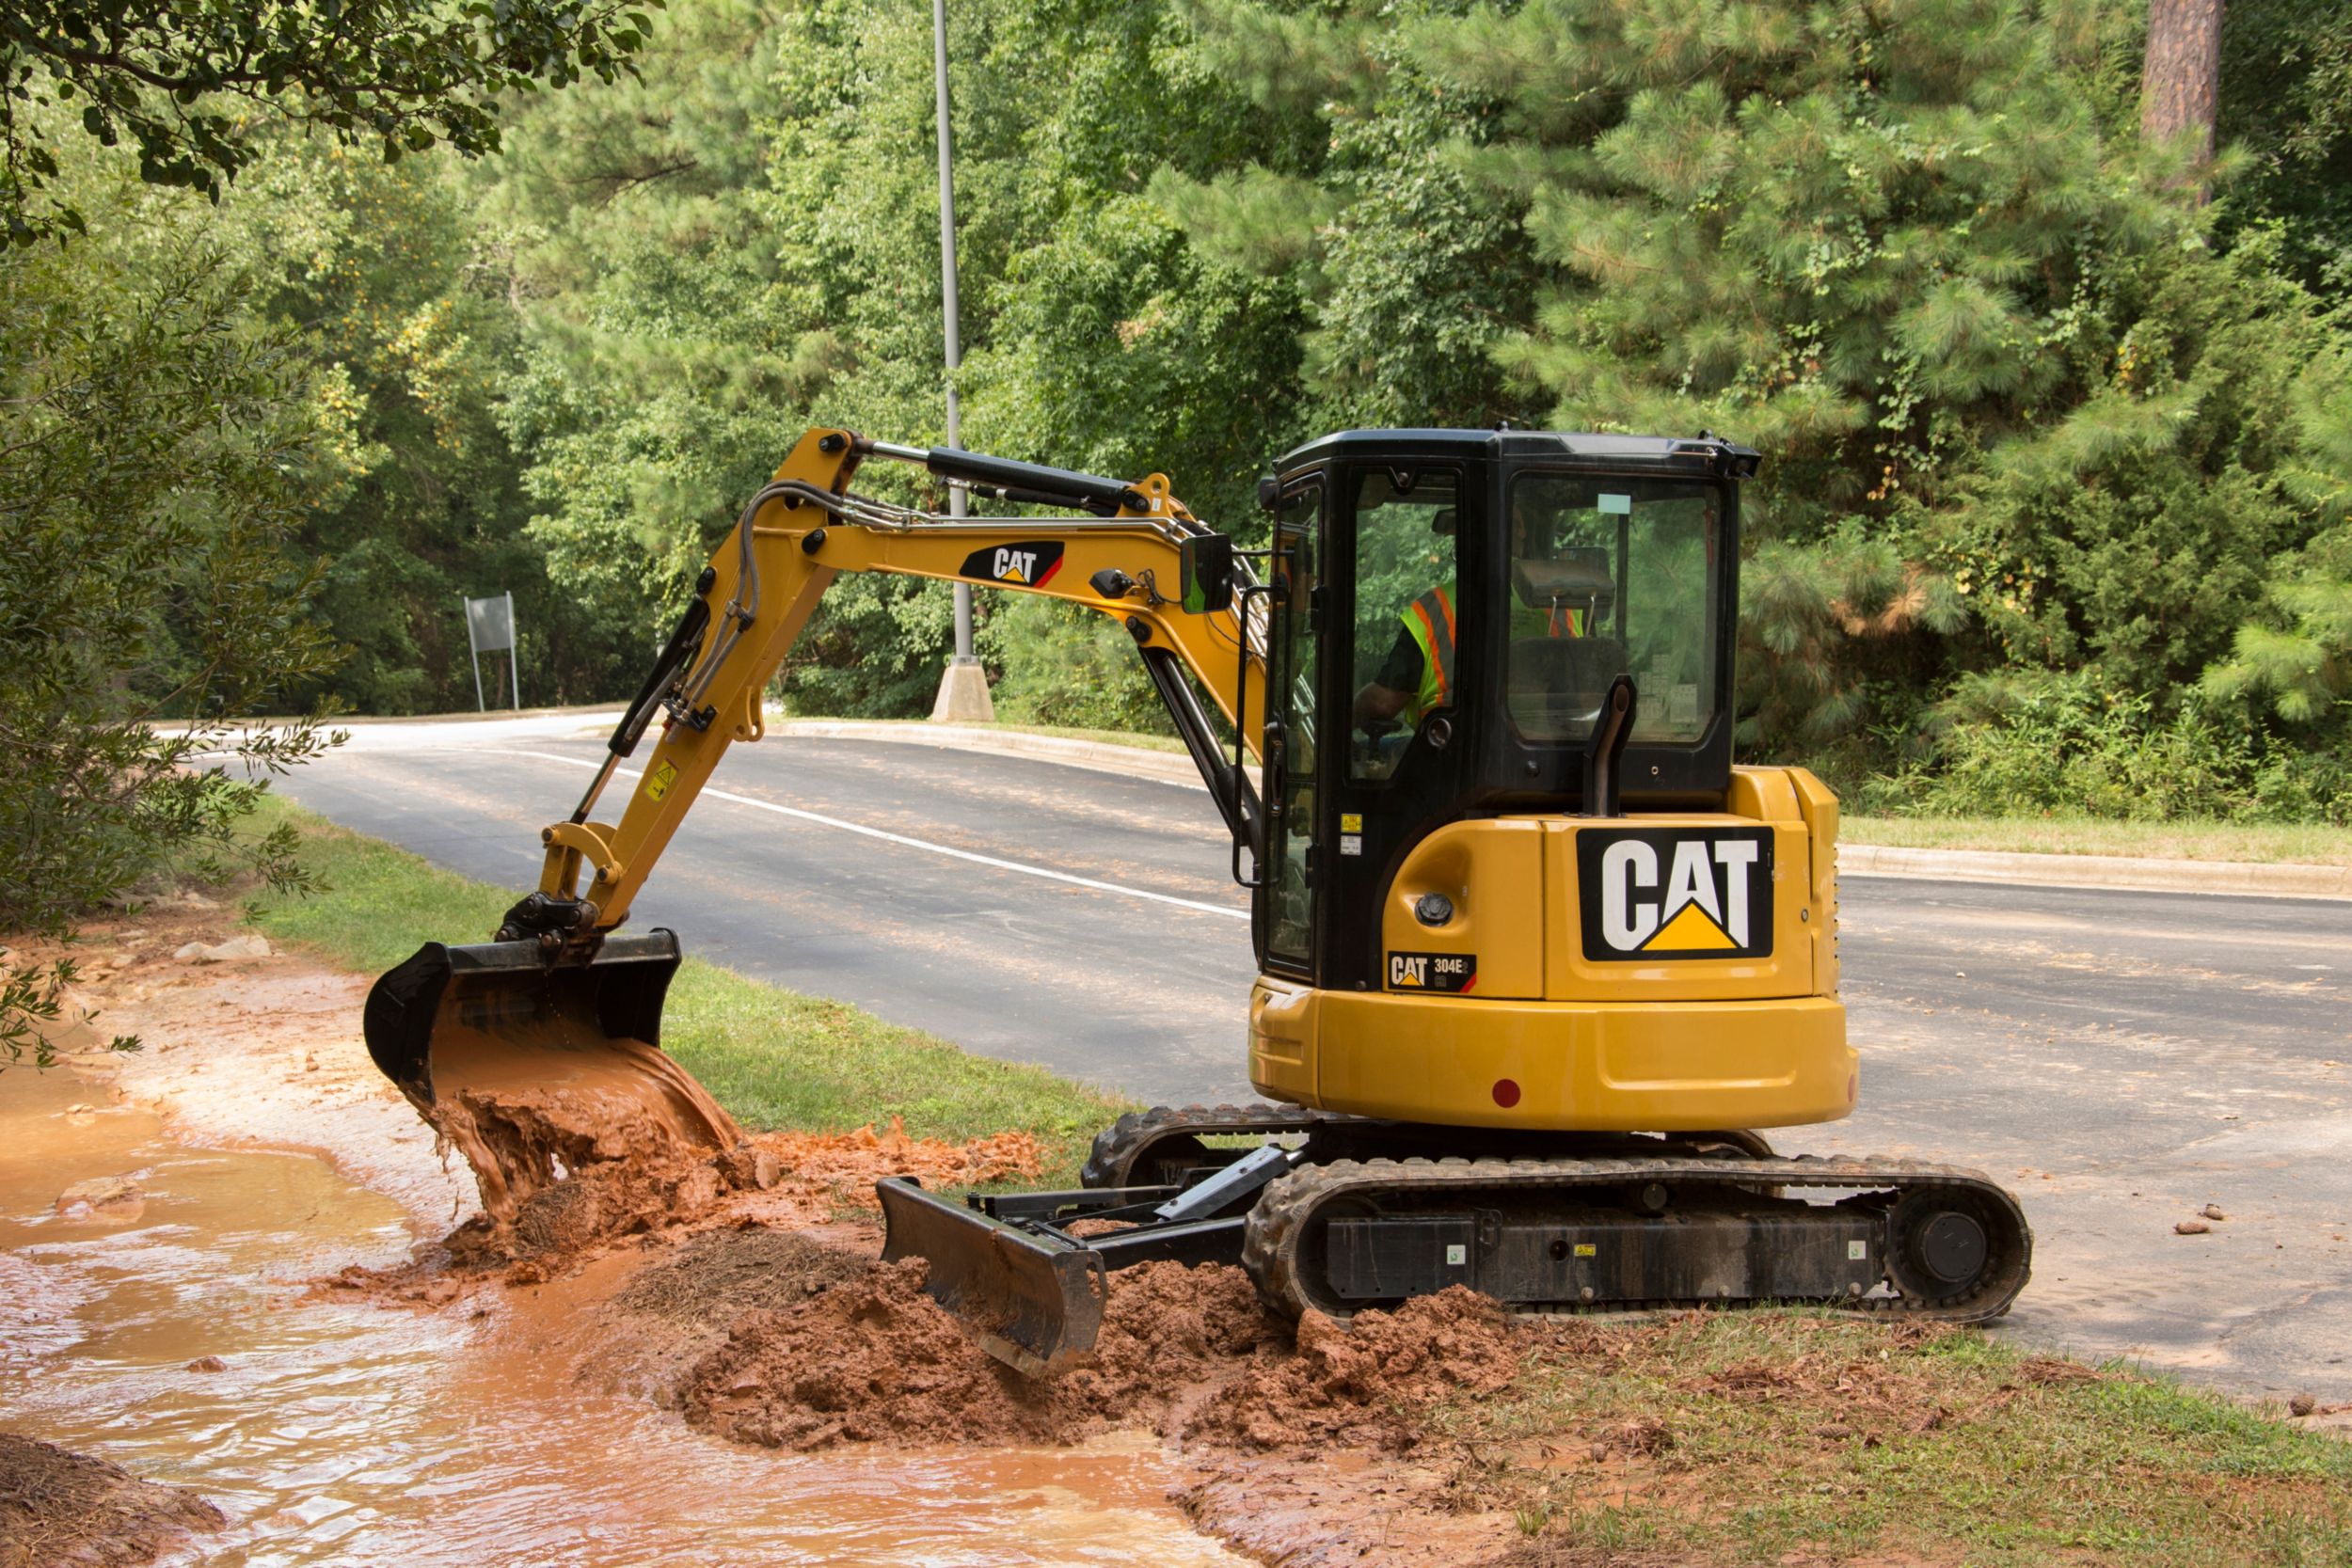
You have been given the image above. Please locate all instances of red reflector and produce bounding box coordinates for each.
[1492,1078,1521,1109]
[1847,1072,1857,1105]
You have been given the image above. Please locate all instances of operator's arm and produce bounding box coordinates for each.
[1352,623,1424,728]
[509,427,1265,947]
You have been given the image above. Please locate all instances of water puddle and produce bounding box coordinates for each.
[0,1061,1241,1566]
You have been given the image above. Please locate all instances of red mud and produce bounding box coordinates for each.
[681,1262,1517,1459]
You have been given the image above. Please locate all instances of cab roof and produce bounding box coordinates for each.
[1272,428,1758,479]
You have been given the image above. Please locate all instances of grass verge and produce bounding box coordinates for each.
[1840,814,2352,866]
[1459,1313,2351,1568]
[237,797,1132,1180]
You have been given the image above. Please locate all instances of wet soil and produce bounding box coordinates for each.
[3,908,1601,1566]
[0,1433,223,1568]
[1,912,1249,1566]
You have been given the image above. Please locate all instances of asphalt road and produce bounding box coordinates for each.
[279,714,2352,1405]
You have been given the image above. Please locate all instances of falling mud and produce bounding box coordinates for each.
[407,1006,742,1223]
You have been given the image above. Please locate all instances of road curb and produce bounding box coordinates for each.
[778,718,2348,902]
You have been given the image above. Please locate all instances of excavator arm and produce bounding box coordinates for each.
[361,427,1266,1171]
[514,427,1266,946]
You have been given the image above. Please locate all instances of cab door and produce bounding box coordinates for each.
[1317,460,1478,992]
[1257,479,1324,979]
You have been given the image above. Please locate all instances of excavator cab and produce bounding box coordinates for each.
[1248,430,1750,993]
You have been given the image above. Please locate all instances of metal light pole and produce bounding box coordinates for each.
[929,0,993,721]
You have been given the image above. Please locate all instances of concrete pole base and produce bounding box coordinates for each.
[929,657,995,723]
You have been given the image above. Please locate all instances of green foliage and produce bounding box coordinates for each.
[2217,0,2352,293]
[1857,674,2352,824]
[0,152,344,1060]
[0,0,666,244]
[987,597,1172,734]
[13,0,2352,832]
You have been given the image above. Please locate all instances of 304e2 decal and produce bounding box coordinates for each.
[1387,951,1477,992]
[1576,827,1772,961]
[958,541,1065,588]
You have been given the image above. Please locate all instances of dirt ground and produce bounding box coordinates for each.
[0,1434,223,1568]
[17,907,2348,1568]
[15,905,1565,1566]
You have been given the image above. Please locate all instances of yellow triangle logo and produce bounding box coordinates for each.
[1643,901,1737,952]
[1002,566,1028,583]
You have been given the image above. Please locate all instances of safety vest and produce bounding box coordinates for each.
[1402,585,1456,723]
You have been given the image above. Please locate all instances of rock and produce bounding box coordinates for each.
[2289,1392,2317,1418]
[56,1176,144,1222]
[175,935,272,965]
[2201,1203,2227,1221]
[303,1053,319,1073]
[2173,1219,2210,1235]
[184,1355,227,1373]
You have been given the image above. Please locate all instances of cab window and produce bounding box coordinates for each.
[1347,467,1459,782]
[1504,475,1721,745]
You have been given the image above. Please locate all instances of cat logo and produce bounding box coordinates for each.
[957,540,1065,588]
[1575,827,1773,961]
[1387,951,1477,993]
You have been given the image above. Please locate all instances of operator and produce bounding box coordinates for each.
[1351,504,1590,733]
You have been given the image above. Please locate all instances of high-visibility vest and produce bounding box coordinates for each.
[1401,585,1456,724]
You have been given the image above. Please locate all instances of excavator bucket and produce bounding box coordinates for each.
[877,1178,1108,1376]
[362,932,740,1216]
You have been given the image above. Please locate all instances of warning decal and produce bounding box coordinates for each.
[958,541,1066,589]
[1576,826,1772,961]
[643,761,679,802]
[1387,951,1477,993]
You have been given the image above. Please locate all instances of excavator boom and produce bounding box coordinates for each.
[361,426,1265,1261]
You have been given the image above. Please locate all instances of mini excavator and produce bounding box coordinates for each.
[364,426,2030,1373]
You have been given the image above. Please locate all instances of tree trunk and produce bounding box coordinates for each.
[2141,0,2224,160]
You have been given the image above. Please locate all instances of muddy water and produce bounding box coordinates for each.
[0,1064,1244,1567]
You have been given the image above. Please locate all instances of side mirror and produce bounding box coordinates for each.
[1180,532,1236,614]
[1257,475,1280,513]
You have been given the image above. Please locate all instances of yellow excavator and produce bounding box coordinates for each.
[363,425,2030,1373]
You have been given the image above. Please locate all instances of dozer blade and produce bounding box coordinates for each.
[878,1177,1107,1377]
[362,931,740,1217]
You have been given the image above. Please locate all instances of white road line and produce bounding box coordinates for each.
[473,748,1251,923]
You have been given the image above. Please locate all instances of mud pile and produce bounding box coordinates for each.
[1191,1288,1525,1453]
[678,1259,1527,1459]
[0,1433,223,1568]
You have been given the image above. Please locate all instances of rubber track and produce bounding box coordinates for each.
[1243,1155,2033,1326]
[1080,1102,1346,1189]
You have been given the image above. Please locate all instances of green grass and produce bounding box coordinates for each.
[238,797,1133,1179]
[1840,814,2352,866]
[1454,1312,2352,1568]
